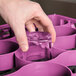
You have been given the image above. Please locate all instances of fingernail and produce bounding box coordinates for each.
[51,43,54,47]
[21,45,29,52]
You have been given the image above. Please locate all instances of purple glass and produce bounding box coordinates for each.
[27,32,51,48]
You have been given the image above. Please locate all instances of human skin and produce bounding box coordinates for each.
[0,0,56,52]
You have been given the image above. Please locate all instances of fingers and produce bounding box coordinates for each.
[11,22,29,52]
[26,19,44,32]
[35,11,56,45]
[26,20,35,32]
[31,19,44,32]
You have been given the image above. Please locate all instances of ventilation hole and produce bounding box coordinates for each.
[74,23,76,27]
[67,48,76,50]
[0,28,14,40]
[0,68,17,75]
[64,20,68,24]
[68,66,76,73]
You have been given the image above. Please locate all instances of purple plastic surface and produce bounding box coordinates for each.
[54,34,76,50]
[15,45,51,69]
[48,14,76,28]
[6,62,72,76]
[0,14,76,76]
[0,41,19,71]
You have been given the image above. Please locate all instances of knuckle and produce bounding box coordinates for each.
[35,11,41,17]
[32,2,41,9]
[35,2,41,7]
[32,3,42,17]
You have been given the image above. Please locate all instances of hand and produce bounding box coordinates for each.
[0,0,56,52]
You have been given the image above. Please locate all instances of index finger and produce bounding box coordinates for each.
[35,11,56,44]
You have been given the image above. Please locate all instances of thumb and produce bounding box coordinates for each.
[11,23,29,52]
